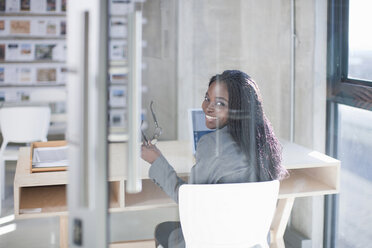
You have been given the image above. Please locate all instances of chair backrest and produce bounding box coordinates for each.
[178,180,279,248]
[0,106,51,143]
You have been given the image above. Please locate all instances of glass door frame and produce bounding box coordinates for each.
[67,0,109,247]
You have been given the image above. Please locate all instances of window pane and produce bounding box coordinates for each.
[337,104,372,247]
[348,0,372,82]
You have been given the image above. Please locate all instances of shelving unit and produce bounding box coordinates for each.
[14,145,124,219]
[0,0,132,138]
[105,2,135,142]
[0,0,68,134]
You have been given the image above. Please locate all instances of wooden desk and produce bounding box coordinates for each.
[14,140,340,247]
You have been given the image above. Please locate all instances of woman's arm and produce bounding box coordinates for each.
[149,155,186,203]
[141,143,186,203]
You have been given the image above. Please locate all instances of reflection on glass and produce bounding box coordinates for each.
[348,0,372,81]
[337,104,372,247]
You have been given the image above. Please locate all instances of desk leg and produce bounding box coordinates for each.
[60,215,68,248]
[270,197,295,248]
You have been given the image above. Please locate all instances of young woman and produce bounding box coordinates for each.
[141,70,288,248]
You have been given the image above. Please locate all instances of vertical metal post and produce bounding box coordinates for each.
[80,11,90,207]
[324,101,339,248]
[127,5,143,193]
[324,1,343,246]
[290,0,296,143]
[95,0,109,245]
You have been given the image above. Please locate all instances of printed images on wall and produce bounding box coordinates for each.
[37,67,56,83]
[0,1,68,89]
[0,0,67,13]
[0,67,4,82]
[0,65,66,85]
[0,0,68,136]
[110,109,126,128]
[110,73,128,84]
[110,41,127,61]
[0,0,5,11]
[18,67,32,83]
[35,44,55,60]
[10,19,30,34]
[0,20,4,33]
[0,41,65,61]
[46,0,56,12]
[0,18,66,37]
[0,43,5,60]
[60,20,66,35]
[61,0,66,11]
[110,17,127,38]
[110,0,133,15]
[21,0,31,11]
[109,86,126,107]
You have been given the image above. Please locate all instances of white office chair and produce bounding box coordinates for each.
[0,106,51,213]
[178,180,279,248]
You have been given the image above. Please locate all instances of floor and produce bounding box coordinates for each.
[1,161,61,248]
[0,161,178,248]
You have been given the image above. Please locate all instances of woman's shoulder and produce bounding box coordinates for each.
[197,126,232,145]
[196,127,238,156]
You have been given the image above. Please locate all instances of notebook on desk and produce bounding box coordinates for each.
[188,108,214,154]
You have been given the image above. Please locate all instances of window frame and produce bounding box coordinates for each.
[327,0,372,111]
[325,0,372,247]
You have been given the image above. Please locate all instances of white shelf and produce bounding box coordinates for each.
[279,168,339,199]
[124,179,176,210]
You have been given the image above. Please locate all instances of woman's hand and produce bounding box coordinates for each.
[141,142,162,164]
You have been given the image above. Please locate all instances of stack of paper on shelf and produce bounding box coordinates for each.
[32,145,68,168]
[30,140,68,172]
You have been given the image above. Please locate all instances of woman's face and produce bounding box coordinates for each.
[202,81,229,129]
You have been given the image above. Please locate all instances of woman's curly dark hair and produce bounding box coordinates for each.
[209,70,288,181]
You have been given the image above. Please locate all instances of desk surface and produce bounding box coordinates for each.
[14,139,340,218]
[110,139,340,178]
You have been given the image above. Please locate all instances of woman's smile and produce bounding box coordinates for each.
[205,115,217,120]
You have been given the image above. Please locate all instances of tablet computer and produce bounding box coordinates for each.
[188,108,214,154]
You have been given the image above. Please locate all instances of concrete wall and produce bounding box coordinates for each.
[142,0,177,140]
[177,0,292,141]
[291,1,328,247]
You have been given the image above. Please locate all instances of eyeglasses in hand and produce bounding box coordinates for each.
[141,101,162,145]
